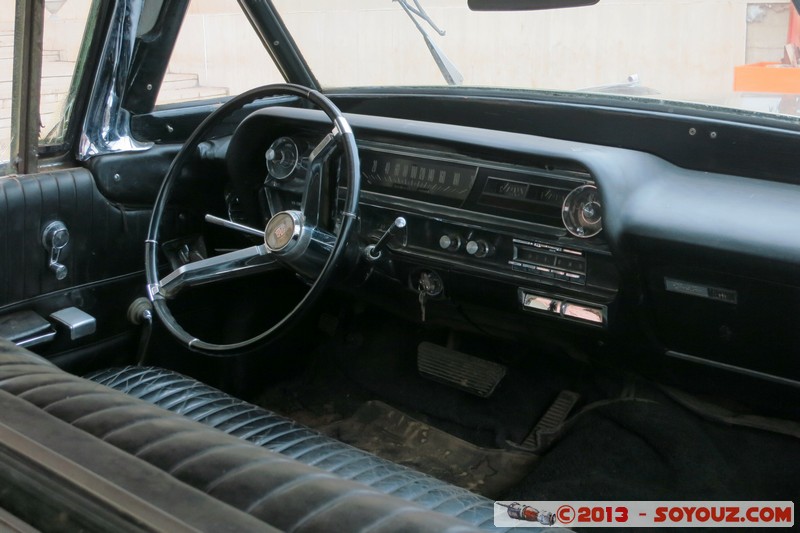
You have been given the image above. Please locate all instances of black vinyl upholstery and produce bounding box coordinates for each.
[0,340,557,531]
[0,169,150,306]
[87,366,518,531]
[0,341,491,533]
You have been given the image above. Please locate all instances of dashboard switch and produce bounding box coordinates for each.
[439,234,462,252]
[466,239,492,258]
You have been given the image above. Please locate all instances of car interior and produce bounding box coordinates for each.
[0,0,798,531]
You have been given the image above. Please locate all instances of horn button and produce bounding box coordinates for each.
[265,211,303,253]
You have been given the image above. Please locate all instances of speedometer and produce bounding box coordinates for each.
[361,148,477,202]
[562,184,602,238]
[265,137,299,180]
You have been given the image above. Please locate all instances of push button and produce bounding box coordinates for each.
[555,256,586,273]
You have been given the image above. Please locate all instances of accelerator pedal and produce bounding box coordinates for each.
[520,390,581,451]
[417,341,507,398]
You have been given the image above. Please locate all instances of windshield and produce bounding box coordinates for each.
[272,0,800,120]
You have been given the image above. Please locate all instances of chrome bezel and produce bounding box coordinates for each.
[562,184,603,239]
[265,136,299,180]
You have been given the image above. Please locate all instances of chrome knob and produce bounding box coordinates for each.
[50,263,68,281]
[465,239,492,258]
[438,234,461,252]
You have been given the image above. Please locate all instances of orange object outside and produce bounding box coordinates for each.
[734,62,800,93]
[733,8,800,94]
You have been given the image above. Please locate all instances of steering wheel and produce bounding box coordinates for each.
[145,84,360,355]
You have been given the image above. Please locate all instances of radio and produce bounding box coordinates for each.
[509,239,587,285]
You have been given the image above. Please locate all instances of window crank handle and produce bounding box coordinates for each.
[42,221,69,281]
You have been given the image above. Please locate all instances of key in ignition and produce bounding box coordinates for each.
[416,270,443,323]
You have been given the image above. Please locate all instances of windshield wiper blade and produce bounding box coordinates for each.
[396,0,464,86]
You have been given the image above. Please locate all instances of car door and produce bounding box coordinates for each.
[0,0,308,371]
[0,1,198,370]
[0,0,147,369]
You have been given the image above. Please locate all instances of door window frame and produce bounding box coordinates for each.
[4,0,44,176]
[2,0,109,177]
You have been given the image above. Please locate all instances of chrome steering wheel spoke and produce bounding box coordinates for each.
[301,128,339,227]
[204,214,264,238]
[145,83,360,354]
[156,245,277,300]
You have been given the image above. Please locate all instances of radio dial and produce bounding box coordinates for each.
[466,239,492,258]
[439,234,462,252]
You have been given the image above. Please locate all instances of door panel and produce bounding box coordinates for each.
[0,168,149,305]
[0,160,208,368]
[85,145,180,205]
[0,167,154,366]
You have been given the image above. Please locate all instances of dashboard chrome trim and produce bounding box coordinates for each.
[361,190,612,257]
[359,141,592,184]
[361,190,562,237]
[390,243,613,300]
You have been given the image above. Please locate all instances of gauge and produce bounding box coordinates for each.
[562,184,602,238]
[361,149,477,201]
[265,137,299,180]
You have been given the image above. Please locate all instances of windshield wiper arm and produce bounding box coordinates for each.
[399,0,447,35]
[396,0,464,86]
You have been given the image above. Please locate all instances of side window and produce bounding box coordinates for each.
[0,0,94,172]
[39,0,95,145]
[156,1,284,107]
[1,2,13,168]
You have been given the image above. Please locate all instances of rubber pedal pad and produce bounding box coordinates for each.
[417,341,507,398]
[521,390,581,449]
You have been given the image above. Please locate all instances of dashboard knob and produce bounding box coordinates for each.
[465,239,492,258]
[439,234,461,252]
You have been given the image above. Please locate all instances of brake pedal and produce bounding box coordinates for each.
[417,341,507,398]
[520,390,581,450]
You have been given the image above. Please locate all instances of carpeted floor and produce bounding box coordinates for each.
[256,308,800,505]
[504,391,800,501]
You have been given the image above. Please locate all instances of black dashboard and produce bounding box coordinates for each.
[225,105,800,388]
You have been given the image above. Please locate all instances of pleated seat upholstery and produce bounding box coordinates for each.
[87,366,517,530]
[0,340,506,532]
[0,336,562,531]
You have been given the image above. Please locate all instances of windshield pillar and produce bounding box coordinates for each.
[10,0,44,174]
[238,0,318,89]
